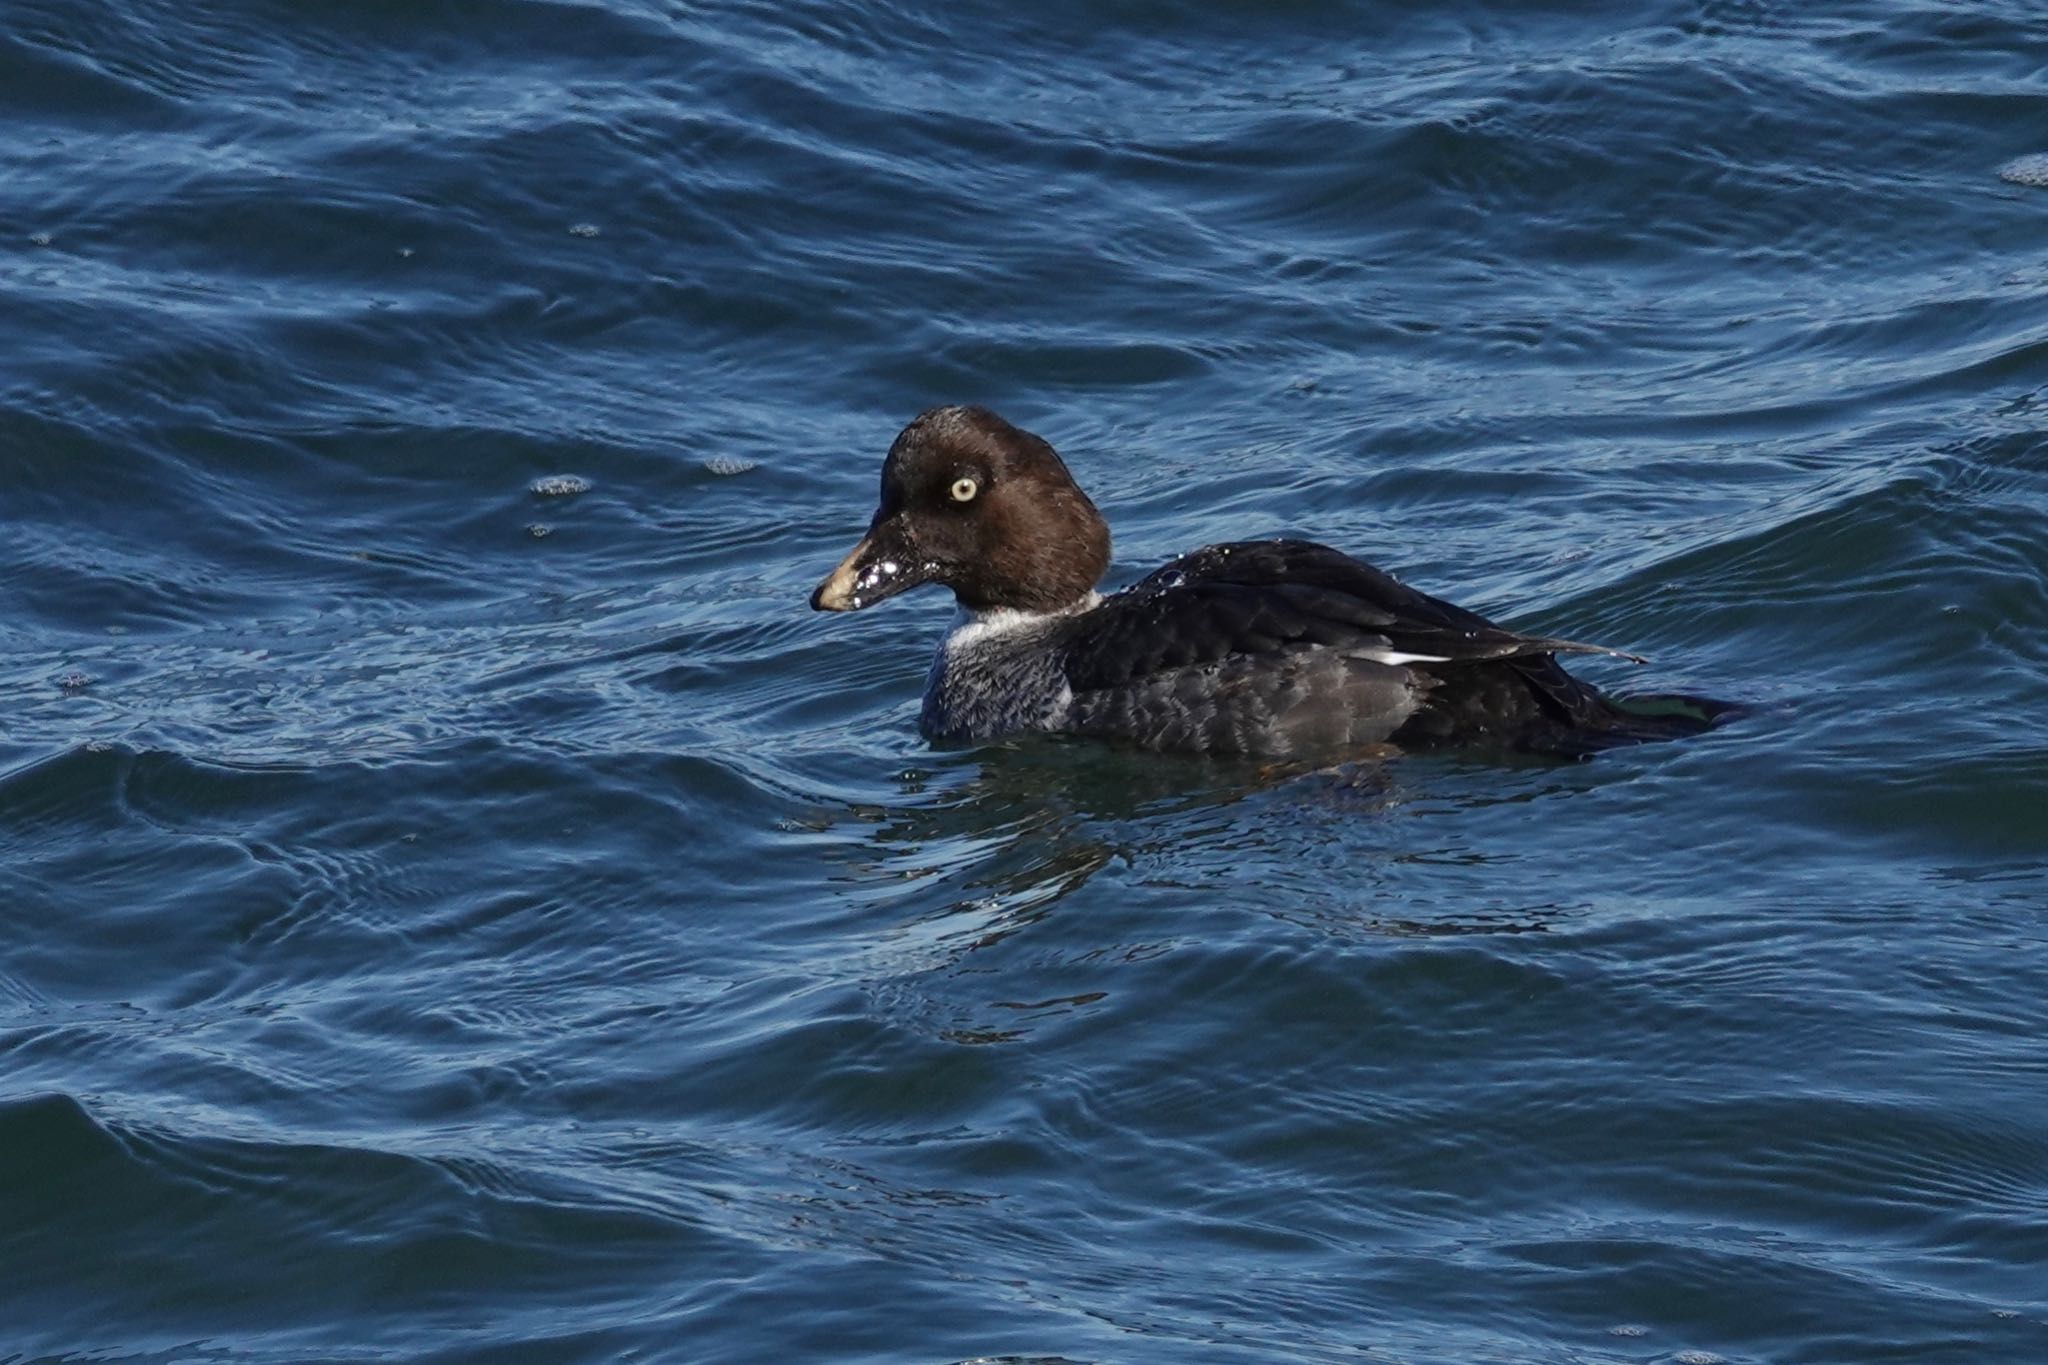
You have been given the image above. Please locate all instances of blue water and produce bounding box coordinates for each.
[5,2,2048,1361]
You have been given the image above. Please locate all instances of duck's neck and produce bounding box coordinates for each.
[947,592,1101,650]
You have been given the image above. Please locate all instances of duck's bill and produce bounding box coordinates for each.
[809,521,933,611]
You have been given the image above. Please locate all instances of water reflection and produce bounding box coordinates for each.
[837,739,1606,966]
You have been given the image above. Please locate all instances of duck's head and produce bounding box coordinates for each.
[810,406,1112,615]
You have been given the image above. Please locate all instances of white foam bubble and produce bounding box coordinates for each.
[529,474,592,496]
[2000,154,2048,188]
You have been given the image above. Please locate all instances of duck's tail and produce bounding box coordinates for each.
[1483,652,1744,759]
[1595,688,1747,742]
[1396,652,1743,760]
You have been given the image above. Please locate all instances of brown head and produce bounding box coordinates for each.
[810,406,1113,615]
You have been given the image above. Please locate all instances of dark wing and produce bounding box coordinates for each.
[1059,539,1639,694]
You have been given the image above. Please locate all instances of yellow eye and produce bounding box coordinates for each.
[949,476,979,503]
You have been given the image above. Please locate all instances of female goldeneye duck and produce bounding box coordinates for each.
[810,405,1736,759]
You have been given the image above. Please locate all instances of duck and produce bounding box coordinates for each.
[809,405,1735,759]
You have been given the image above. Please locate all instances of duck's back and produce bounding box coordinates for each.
[1045,540,1731,759]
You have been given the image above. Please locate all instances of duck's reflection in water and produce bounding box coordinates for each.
[834,741,1597,966]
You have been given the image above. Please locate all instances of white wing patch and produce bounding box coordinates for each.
[1352,646,1452,666]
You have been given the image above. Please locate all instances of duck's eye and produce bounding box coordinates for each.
[949,476,979,503]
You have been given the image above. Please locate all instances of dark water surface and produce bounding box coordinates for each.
[5,1,2048,1361]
